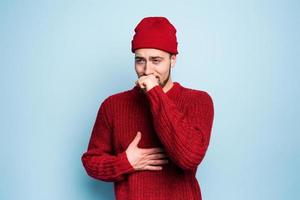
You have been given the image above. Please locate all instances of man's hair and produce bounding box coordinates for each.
[169,53,175,59]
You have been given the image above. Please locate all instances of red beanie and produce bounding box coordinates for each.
[131,16,178,55]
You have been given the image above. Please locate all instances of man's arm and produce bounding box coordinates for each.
[145,85,214,171]
[81,98,136,182]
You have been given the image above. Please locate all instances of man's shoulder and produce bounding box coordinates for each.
[180,84,213,102]
[100,86,136,106]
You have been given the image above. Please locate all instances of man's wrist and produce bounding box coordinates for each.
[146,83,159,92]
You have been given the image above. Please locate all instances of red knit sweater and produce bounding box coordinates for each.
[81,82,214,200]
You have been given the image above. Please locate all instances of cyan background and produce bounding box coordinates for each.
[1,0,299,199]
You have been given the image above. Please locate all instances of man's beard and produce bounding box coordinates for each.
[157,63,171,88]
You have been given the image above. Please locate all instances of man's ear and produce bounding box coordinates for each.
[170,54,177,67]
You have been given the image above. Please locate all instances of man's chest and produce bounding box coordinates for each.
[111,102,163,153]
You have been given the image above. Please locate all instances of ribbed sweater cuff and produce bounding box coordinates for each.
[145,85,164,106]
[115,151,136,175]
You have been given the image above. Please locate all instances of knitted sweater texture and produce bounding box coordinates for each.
[81,82,214,200]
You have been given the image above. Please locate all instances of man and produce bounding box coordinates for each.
[81,16,214,200]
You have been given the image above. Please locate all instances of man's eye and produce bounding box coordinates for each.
[153,60,160,64]
[135,59,145,64]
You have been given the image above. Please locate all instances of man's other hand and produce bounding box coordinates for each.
[126,131,169,171]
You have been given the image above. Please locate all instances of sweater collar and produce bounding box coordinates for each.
[132,81,182,97]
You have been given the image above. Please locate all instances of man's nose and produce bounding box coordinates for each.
[144,62,153,75]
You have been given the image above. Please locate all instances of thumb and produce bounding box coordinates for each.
[130,131,142,147]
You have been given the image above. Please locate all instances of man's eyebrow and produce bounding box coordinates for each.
[134,56,164,59]
[150,56,164,59]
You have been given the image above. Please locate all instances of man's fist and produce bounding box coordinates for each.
[135,74,159,92]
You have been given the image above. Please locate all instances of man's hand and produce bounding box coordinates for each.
[135,74,159,92]
[126,131,169,171]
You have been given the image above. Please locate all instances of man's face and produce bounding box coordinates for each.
[134,48,176,88]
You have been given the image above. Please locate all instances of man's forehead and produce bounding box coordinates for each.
[135,49,168,58]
